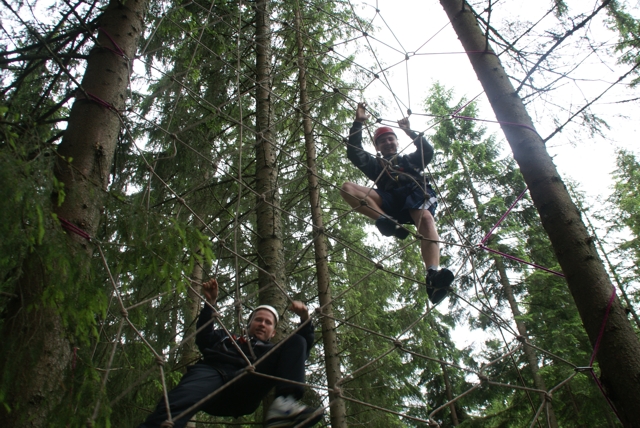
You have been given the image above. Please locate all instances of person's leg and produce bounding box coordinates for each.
[139,364,224,428]
[257,335,324,427]
[409,208,454,305]
[340,181,385,220]
[409,208,440,269]
[253,334,307,399]
[341,182,408,238]
[196,336,315,421]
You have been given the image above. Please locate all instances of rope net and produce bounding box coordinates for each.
[2,0,637,426]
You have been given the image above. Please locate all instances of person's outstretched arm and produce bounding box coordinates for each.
[347,102,380,180]
[195,279,226,352]
[289,301,315,357]
[398,117,434,167]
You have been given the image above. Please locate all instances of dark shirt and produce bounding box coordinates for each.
[346,121,434,192]
[195,304,315,371]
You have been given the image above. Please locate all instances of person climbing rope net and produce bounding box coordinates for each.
[139,279,324,428]
[340,102,454,304]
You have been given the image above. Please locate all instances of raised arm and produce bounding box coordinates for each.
[195,279,226,352]
[398,117,434,167]
[202,278,218,306]
[289,301,315,356]
[346,103,381,180]
[289,301,310,321]
[355,102,369,123]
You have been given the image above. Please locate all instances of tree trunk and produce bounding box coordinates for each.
[255,0,286,316]
[183,263,204,365]
[0,1,145,426]
[440,360,460,425]
[440,1,640,424]
[293,6,347,427]
[495,257,558,427]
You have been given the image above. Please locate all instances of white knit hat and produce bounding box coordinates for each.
[249,304,279,325]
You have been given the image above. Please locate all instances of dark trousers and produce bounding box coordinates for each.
[139,334,307,428]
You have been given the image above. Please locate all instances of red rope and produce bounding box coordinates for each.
[480,187,528,246]
[589,287,617,366]
[97,26,126,58]
[479,245,564,277]
[85,92,120,113]
[579,285,621,423]
[59,217,92,240]
[475,186,565,276]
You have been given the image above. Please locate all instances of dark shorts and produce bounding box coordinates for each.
[375,183,437,224]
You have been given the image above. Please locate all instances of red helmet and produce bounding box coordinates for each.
[373,126,396,144]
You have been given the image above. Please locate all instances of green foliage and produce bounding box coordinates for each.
[421,82,621,426]
[607,1,640,85]
[603,149,640,332]
[3,0,635,426]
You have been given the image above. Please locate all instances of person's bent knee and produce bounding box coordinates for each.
[341,181,356,195]
[412,210,436,231]
[421,209,435,224]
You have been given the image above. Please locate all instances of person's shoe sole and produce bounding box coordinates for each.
[426,269,454,305]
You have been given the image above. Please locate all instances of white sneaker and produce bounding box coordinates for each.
[265,395,323,428]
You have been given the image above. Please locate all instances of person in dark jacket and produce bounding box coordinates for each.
[139,279,323,428]
[340,102,454,304]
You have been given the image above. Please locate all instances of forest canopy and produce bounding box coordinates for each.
[1,0,639,426]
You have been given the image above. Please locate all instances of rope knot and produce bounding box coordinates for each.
[120,308,129,318]
[393,339,402,348]
[375,262,383,270]
[160,421,175,428]
[155,356,165,367]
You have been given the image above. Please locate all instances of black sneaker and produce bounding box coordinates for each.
[426,268,454,305]
[394,225,410,240]
[265,396,324,428]
[375,216,410,240]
